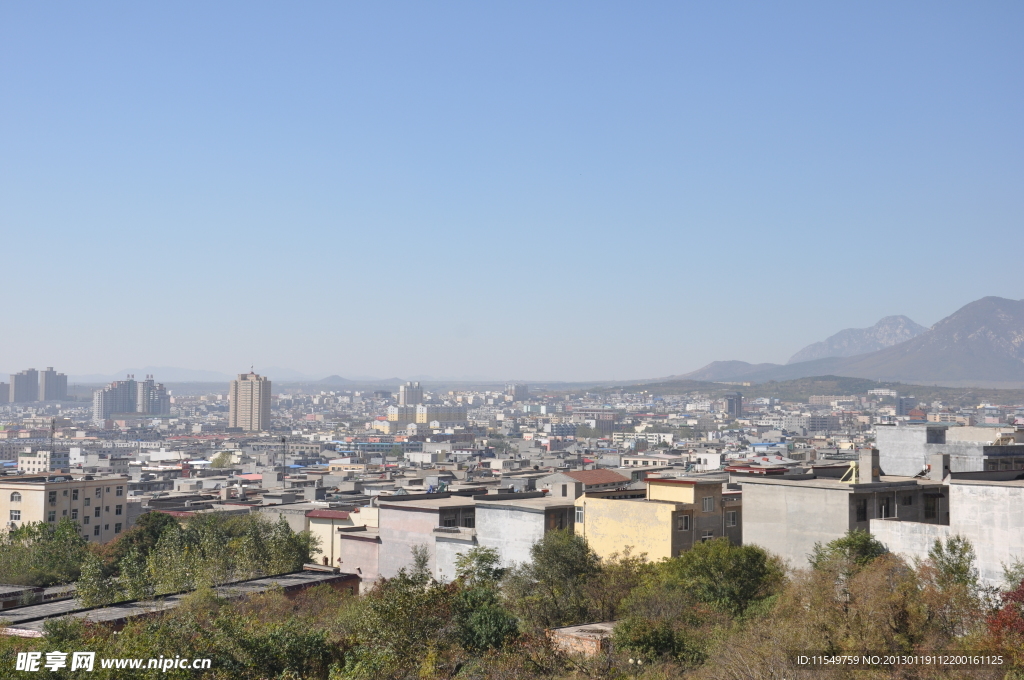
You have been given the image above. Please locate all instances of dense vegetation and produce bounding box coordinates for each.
[4,526,1023,678]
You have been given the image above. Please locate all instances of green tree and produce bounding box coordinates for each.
[929,535,979,591]
[653,538,784,618]
[210,451,233,468]
[76,553,119,607]
[0,518,88,586]
[503,530,600,630]
[809,529,888,570]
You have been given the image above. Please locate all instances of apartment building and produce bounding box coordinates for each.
[17,449,70,474]
[229,372,272,432]
[574,477,741,561]
[0,475,141,543]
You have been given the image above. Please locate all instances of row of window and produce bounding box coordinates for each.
[10,505,123,522]
[572,508,739,530]
[10,486,124,504]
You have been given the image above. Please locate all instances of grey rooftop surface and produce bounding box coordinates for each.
[1,571,354,636]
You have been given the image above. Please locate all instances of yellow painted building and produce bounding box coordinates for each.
[574,478,741,561]
[307,506,378,568]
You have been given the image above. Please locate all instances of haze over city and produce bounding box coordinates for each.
[2,2,1022,381]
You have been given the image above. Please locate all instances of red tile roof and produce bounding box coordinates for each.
[563,469,630,486]
[305,510,351,520]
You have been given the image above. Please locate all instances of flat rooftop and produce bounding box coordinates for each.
[1,571,355,636]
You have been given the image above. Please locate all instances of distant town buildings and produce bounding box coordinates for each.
[6,367,69,403]
[229,372,272,432]
[92,375,170,425]
[398,381,423,406]
[506,383,529,402]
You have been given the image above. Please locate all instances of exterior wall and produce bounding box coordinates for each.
[946,482,1024,587]
[740,482,854,568]
[869,518,950,570]
[476,505,547,567]
[377,506,441,578]
[0,477,134,544]
[336,534,380,587]
[575,496,677,561]
[434,532,476,582]
[309,514,370,567]
[647,481,695,504]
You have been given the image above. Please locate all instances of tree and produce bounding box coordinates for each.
[210,451,233,468]
[809,530,888,570]
[928,535,979,591]
[0,518,88,586]
[502,530,600,630]
[653,538,784,618]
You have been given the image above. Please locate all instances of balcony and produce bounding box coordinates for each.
[433,526,476,539]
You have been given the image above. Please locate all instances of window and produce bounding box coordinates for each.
[902,495,914,506]
[925,496,938,519]
[561,484,567,497]
[879,498,891,519]
[93,526,100,536]
[71,509,78,520]
[95,488,101,497]
[104,506,109,513]
[104,524,109,531]
[856,499,868,522]
[62,490,68,496]
[105,487,110,493]
[48,491,57,504]
[677,515,690,531]
[442,516,456,528]
[83,516,90,525]
[47,511,56,522]
[701,530,714,542]
[94,508,100,518]
[72,489,78,501]
[115,523,122,534]
[84,498,90,507]
[9,493,20,503]
[726,511,737,527]
[575,506,584,524]
[702,497,714,513]
[10,510,20,521]
[116,486,124,497]
[115,505,123,516]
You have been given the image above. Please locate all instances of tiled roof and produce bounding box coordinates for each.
[305,510,351,520]
[563,469,630,486]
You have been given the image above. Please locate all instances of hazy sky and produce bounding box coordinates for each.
[2,2,1022,381]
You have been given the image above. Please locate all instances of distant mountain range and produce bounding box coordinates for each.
[682,296,1024,387]
[787,315,928,364]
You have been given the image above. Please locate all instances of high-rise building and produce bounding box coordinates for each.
[10,369,39,403]
[398,381,423,406]
[38,367,68,401]
[91,374,170,425]
[724,392,743,418]
[506,383,529,401]
[136,376,170,415]
[0,383,8,404]
[92,377,139,425]
[229,372,272,432]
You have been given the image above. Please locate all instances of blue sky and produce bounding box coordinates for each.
[1,2,1021,381]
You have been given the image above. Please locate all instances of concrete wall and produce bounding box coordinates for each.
[871,482,1024,588]
[740,482,855,568]
[946,482,1024,586]
[434,533,476,582]
[576,496,676,561]
[377,506,439,578]
[476,505,546,567]
[869,518,950,568]
[336,533,380,588]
